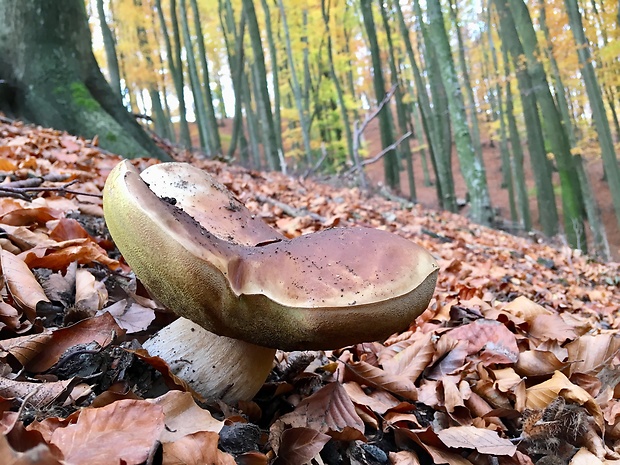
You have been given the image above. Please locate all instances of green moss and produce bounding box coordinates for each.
[69,82,99,111]
[104,132,118,142]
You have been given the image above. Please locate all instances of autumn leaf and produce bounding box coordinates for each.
[49,399,165,465]
[276,382,365,441]
[437,425,517,456]
[274,427,331,465]
[162,431,236,465]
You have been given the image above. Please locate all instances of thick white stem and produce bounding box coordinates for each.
[143,317,276,403]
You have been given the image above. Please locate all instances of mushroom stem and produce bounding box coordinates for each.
[142,317,276,403]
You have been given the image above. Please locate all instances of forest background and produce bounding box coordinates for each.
[3,0,620,261]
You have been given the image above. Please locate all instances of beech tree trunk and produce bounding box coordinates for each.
[0,0,170,160]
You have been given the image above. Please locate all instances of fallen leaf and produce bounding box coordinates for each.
[149,390,223,443]
[49,399,165,465]
[345,361,417,400]
[277,382,365,441]
[162,431,236,465]
[99,298,155,333]
[0,378,74,407]
[1,249,50,318]
[274,427,331,465]
[437,425,517,456]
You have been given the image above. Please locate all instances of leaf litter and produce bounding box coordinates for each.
[0,119,618,464]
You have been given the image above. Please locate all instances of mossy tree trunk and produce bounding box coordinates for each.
[494,0,558,237]
[508,0,586,250]
[427,0,493,226]
[0,0,170,160]
[359,0,399,191]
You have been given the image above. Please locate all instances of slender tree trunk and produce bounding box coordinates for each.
[508,0,586,249]
[394,0,451,208]
[379,1,415,200]
[95,0,122,98]
[259,0,283,156]
[448,0,484,165]
[242,0,280,171]
[359,0,399,190]
[321,0,354,168]
[411,0,456,211]
[162,0,191,147]
[190,0,222,155]
[179,0,209,151]
[427,0,493,226]
[494,0,558,237]
[278,0,313,166]
[565,0,620,235]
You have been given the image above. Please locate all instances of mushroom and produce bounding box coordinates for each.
[103,160,439,402]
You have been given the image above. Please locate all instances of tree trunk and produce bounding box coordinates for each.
[494,0,558,237]
[179,0,209,152]
[565,0,620,235]
[508,0,586,250]
[95,0,122,99]
[379,1,415,200]
[278,0,313,166]
[427,0,493,226]
[242,0,280,171]
[394,0,451,208]
[259,0,283,157]
[0,0,170,160]
[359,0,399,190]
[164,0,191,147]
[190,0,222,155]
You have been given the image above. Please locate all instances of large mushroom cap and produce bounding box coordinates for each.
[103,161,439,350]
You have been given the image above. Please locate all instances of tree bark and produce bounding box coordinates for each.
[0,0,170,160]
[95,0,122,99]
[190,0,222,155]
[359,0,399,191]
[242,0,280,171]
[427,0,493,226]
[565,0,620,235]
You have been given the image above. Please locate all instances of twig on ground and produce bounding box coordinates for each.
[255,194,327,223]
[378,185,415,209]
[0,178,103,200]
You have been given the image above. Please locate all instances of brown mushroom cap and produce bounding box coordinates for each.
[103,160,438,350]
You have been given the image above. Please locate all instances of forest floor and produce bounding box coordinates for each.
[0,117,619,465]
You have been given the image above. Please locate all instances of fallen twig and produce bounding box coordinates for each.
[255,194,327,223]
[0,178,102,200]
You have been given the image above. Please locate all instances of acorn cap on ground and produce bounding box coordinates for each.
[103,160,439,351]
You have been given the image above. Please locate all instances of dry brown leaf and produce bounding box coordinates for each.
[437,425,517,456]
[0,377,74,406]
[528,314,579,343]
[568,447,603,465]
[162,431,236,465]
[0,207,62,226]
[19,239,123,271]
[1,249,49,318]
[0,434,62,465]
[274,427,331,465]
[380,331,435,380]
[49,399,165,465]
[345,361,417,400]
[48,218,90,242]
[343,382,401,414]
[99,298,155,333]
[515,350,568,377]
[277,382,365,441]
[566,334,620,376]
[148,390,223,443]
[447,319,519,365]
[74,268,107,311]
[502,296,552,322]
[25,312,122,372]
[389,450,422,465]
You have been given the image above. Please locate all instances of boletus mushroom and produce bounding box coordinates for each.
[103,160,438,402]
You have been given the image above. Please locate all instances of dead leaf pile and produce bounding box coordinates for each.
[0,119,619,464]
